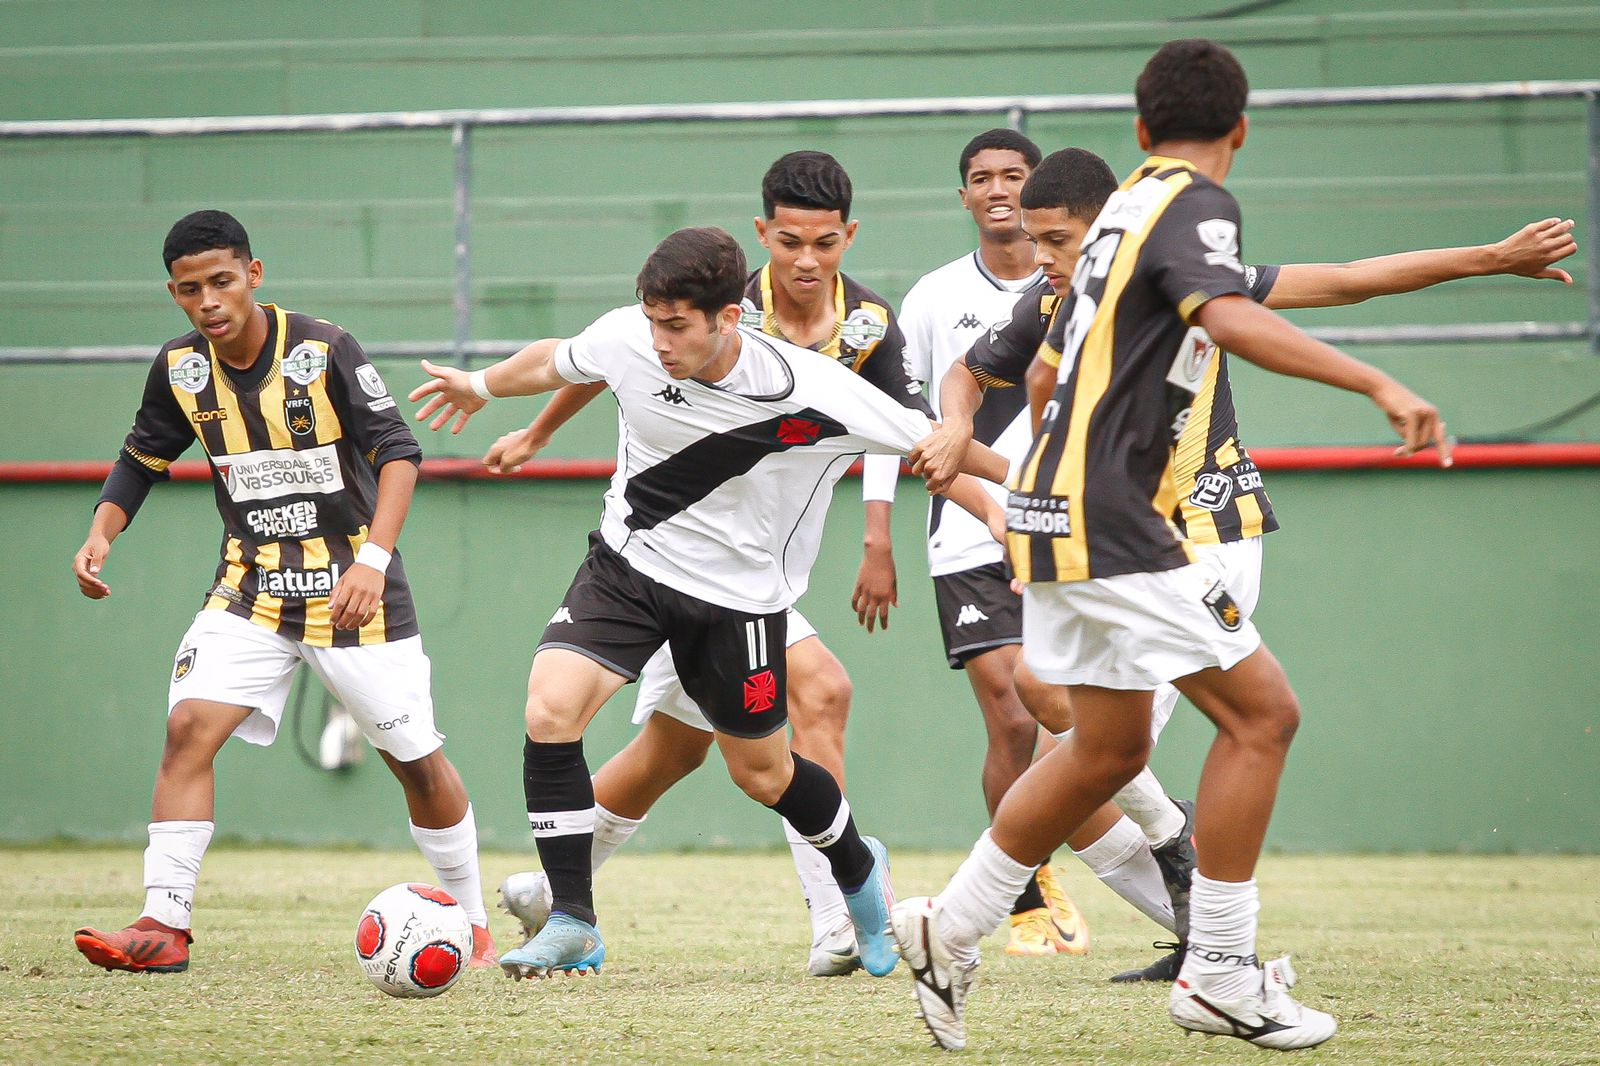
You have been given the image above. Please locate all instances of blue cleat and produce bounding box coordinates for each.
[498,912,605,980]
[842,836,899,977]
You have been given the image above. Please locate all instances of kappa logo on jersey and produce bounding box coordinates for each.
[245,500,320,538]
[255,562,342,600]
[955,604,989,626]
[1189,471,1235,512]
[549,606,573,624]
[839,307,888,351]
[216,444,345,503]
[354,363,387,398]
[743,669,778,714]
[173,648,196,682]
[954,312,982,330]
[654,385,691,407]
[1196,219,1243,273]
[283,343,328,386]
[284,396,316,436]
[776,418,822,445]
[169,352,211,394]
[1203,580,1244,632]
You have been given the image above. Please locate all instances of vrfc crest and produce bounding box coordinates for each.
[285,396,316,436]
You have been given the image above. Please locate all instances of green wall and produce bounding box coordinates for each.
[2,2,1598,852]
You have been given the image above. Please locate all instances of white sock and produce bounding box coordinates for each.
[1072,815,1176,934]
[1183,872,1261,1000]
[1112,766,1186,847]
[141,820,213,930]
[936,829,1035,964]
[409,804,488,927]
[591,802,644,873]
[783,819,848,943]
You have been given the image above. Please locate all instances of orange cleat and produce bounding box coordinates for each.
[1035,864,1090,955]
[74,917,192,973]
[469,923,497,968]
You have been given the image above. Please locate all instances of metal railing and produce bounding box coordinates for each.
[4,79,1598,366]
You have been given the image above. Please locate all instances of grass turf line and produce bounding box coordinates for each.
[1,848,1596,1064]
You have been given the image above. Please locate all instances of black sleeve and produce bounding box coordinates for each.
[96,356,196,525]
[1144,181,1255,322]
[1245,263,1280,303]
[964,284,1052,386]
[859,315,934,416]
[325,333,423,469]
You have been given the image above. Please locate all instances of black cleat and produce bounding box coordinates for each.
[1110,941,1184,983]
[1150,798,1195,942]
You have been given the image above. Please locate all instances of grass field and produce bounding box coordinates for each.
[2,847,1596,1065]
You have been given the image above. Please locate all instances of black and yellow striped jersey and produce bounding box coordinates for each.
[99,304,422,646]
[1008,157,1264,584]
[740,265,931,415]
[961,276,1060,391]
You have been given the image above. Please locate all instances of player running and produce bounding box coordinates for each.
[409,226,1007,980]
[71,210,497,974]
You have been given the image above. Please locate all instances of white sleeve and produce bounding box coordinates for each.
[860,452,901,503]
[898,280,934,391]
[809,364,931,457]
[552,305,637,384]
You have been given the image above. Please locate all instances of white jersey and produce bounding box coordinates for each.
[555,304,932,613]
[900,252,1042,577]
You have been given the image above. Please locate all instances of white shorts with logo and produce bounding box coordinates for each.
[167,609,445,762]
[1022,537,1264,698]
[629,607,818,733]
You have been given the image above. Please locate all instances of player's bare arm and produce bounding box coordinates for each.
[328,458,417,630]
[484,381,608,474]
[1264,217,1577,309]
[937,474,1008,544]
[409,337,567,435]
[913,361,984,495]
[1024,353,1056,434]
[73,501,130,600]
[1196,294,1451,463]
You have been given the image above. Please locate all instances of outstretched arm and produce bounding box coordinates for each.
[1196,295,1451,463]
[408,337,567,435]
[483,381,608,474]
[1264,217,1577,309]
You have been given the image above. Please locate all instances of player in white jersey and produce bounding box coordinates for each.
[895,129,1095,958]
[410,227,1008,981]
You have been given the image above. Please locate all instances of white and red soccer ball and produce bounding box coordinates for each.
[355,882,472,998]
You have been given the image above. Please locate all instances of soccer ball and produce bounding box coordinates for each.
[354,882,473,998]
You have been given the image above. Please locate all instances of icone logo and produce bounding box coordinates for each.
[375,715,411,731]
[216,444,344,503]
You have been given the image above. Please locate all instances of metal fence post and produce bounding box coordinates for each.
[1007,106,1027,135]
[1587,93,1600,354]
[452,122,473,367]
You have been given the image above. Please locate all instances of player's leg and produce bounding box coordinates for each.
[1166,644,1335,1047]
[75,612,295,974]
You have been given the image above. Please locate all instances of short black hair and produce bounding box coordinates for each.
[761,151,852,220]
[163,210,252,273]
[1136,38,1249,146]
[1019,148,1120,220]
[958,128,1042,183]
[636,227,748,318]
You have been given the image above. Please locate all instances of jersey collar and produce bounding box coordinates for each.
[757,263,847,357]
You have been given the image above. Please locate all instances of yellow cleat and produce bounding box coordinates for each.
[1035,864,1090,955]
[1005,907,1062,956]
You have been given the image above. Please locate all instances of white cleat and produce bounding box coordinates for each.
[497,870,553,939]
[1169,955,1338,1050]
[807,919,862,977]
[890,896,978,1052]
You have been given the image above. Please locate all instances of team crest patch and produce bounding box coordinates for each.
[173,648,197,682]
[169,352,211,394]
[283,343,328,386]
[284,396,316,436]
[355,363,387,398]
[1202,581,1244,632]
[743,669,778,714]
[738,298,765,332]
[776,418,821,445]
[1189,471,1234,512]
[838,308,888,352]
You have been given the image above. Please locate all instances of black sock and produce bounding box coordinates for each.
[766,754,873,892]
[1011,870,1046,914]
[523,736,596,926]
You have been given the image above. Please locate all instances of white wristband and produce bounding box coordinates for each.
[468,368,495,401]
[355,541,392,574]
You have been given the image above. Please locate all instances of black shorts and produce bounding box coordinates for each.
[537,535,789,739]
[932,561,1023,669]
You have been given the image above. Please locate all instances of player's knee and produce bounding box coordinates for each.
[523,693,584,743]
[790,666,851,736]
[726,757,789,806]
[161,702,228,764]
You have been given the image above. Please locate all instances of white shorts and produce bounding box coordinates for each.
[629,607,818,733]
[167,609,445,762]
[1149,538,1264,738]
[1022,539,1263,692]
